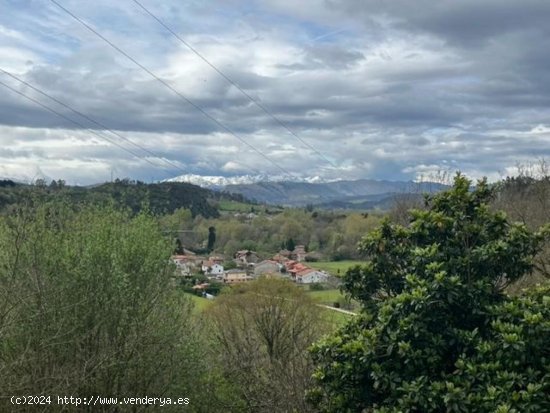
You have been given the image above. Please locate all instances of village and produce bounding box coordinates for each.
[171,245,333,297]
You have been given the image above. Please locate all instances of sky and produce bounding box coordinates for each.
[1,0,550,184]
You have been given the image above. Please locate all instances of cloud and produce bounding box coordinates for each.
[0,0,549,185]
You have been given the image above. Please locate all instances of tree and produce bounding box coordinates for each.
[208,278,328,412]
[0,202,205,411]
[286,237,296,252]
[207,226,216,252]
[493,159,550,285]
[309,174,550,412]
[174,237,184,254]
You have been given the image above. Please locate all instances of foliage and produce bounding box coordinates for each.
[286,237,296,251]
[207,226,216,252]
[493,160,550,284]
[189,208,383,260]
[309,174,550,412]
[309,282,326,291]
[0,202,206,411]
[0,180,220,218]
[207,278,329,412]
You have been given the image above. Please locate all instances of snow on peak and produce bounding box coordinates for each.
[163,174,337,188]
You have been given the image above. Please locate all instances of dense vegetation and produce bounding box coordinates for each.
[168,207,384,260]
[0,171,548,412]
[0,202,208,411]
[309,175,550,412]
[0,179,221,218]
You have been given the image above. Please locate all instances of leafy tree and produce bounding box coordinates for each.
[0,202,205,411]
[309,174,550,412]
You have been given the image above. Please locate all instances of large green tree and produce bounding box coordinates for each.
[309,175,550,412]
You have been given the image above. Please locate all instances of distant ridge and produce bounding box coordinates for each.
[164,174,448,208]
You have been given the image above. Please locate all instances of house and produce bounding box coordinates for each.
[283,260,329,284]
[286,261,309,278]
[234,250,260,266]
[202,261,224,276]
[222,269,253,284]
[295,269,329,284]
[254,260,281,276]
[172,254,200,276]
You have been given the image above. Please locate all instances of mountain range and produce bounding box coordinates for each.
[165,174,447,208]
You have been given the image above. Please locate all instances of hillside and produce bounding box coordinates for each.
[0,179,222,218]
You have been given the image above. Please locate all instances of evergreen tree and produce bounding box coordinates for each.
[207,226,216,252]
[286,238,296,252]
[309,174,550,412]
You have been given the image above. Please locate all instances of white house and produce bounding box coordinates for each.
[295,269,329,284]
[202,261,224,276]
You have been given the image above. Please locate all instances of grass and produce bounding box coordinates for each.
[308,289,345,303]
[217,200,255,212]
[320,307,354,327]
[308,260,364,276]
[186,293,214,313]
[186,289,353,329]
[308,288,359,312]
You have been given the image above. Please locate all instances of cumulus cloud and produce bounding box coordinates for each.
[0,0,549,184]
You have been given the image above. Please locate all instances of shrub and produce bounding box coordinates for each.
[309,174,550,412]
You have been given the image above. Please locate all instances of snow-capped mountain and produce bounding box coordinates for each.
[164,174,335,188]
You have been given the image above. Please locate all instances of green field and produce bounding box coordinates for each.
[308,260,363,276]
[186,293,214,312]
[186,290,353,328]
[307,289,359,312]
[308,289,346,303]
[217,200,255,212]
[321,307,354,326]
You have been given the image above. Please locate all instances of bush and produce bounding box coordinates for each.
[309,174,550,412]
[309,282,325,291]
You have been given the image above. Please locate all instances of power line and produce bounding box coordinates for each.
[131,0,336,169]
[0,79,169,172]
[48,0,295,179]
[2,71,265,180]
[0,67,186,175]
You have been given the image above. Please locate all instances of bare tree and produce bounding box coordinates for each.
[493,159,550,289]
[207,278,328,413]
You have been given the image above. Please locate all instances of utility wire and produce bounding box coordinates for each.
[49,0,295,179]
[0,67,186,174]
[1,70,264,179]
[0,79,169,172]
[2,74,266,181]
[131,0,336,168]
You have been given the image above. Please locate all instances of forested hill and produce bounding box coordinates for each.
[0,179,225,218]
